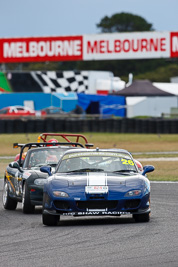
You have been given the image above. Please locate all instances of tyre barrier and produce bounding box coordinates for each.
[1,118,178,134]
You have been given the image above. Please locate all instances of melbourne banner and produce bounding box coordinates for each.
[0,31,178,63]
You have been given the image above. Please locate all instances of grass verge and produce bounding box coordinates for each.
[1,133,178,181]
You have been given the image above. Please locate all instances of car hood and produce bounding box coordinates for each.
[23,170,48,179]
[50,172,145,188]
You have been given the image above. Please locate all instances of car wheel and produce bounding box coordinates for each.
[133,213,150,223]
[42,213,59,226]
[42,195,59,226]
[22,182,35,214]
[2,180,17,210]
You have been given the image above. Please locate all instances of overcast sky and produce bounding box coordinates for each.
[1,0,178,38]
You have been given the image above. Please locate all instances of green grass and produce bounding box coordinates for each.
[1,133,178,155]
[1,132,178,181]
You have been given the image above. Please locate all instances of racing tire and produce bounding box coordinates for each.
[133,213,150,223]
[42,193,60,226]
[22,182,35,214]
[2,180,17,210]
[42,213,60,226]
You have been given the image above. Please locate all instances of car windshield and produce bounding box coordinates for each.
[23,147,68,169]
[56,151,137,174]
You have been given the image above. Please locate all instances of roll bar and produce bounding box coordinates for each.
[37,133,93,148]
[13,142,85,166]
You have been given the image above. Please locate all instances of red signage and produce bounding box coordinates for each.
[0,32,178,63]
[0,36,83,63]
[170,32,178,58]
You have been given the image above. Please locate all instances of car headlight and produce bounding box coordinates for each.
[125,190,141,197]
[144,181,150,194]
[53,191,69,198]
[34,179,47,185]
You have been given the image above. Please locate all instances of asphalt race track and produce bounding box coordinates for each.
[0,180,178,267]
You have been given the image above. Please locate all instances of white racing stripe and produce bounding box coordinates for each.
[87,173,107,186]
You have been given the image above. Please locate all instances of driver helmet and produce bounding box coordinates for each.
[134,159,143,172]
[15,153,20,161]
[47,138,58,146]
[14,152,26,162]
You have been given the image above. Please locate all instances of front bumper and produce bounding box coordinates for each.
[43,191,150,213]
[43,207,151,217]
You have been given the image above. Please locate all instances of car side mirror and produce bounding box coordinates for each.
[40,166,52,176]
[142,165,155,176]
[9,161,23,172]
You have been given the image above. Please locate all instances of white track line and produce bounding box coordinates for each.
[136,157,178,161]
[150,181,178,183]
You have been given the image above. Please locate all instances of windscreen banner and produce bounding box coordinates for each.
[0,31,178,63]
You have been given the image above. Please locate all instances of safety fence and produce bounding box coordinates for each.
[1,117,178,134]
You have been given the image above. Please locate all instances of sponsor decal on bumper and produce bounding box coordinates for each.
[43,208,150,216]
[62,211,131,216]
[44,209,131,216]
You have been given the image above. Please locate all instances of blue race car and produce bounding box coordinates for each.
[41,148,154,226]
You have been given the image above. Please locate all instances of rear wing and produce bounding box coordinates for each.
[13,141,85,166]
[37,133,93,148]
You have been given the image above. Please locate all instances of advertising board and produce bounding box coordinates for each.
[0,31,177,63]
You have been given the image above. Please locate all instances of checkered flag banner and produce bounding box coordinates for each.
[31,71,89,93]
